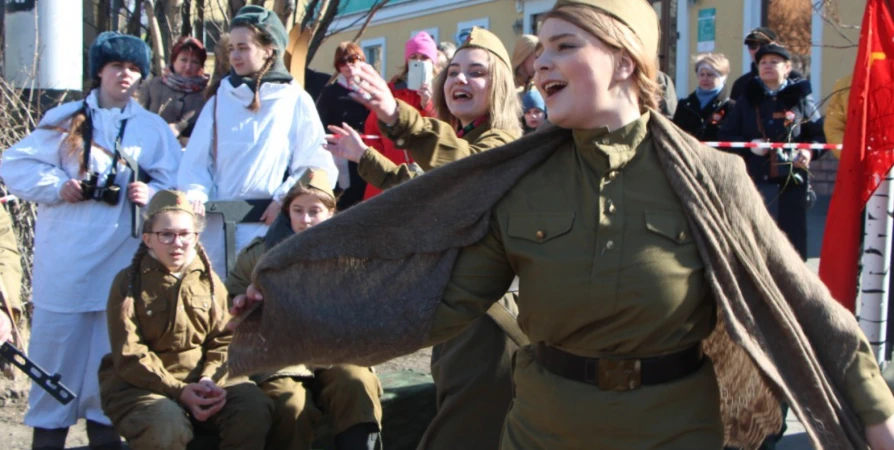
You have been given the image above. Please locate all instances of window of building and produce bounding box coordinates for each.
[411,28,439,44]
[455,18,489,45]
[361,37,387,77]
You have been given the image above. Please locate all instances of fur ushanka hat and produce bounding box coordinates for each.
[89,32,152,80]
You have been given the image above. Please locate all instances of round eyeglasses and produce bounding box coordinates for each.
[148,231,198,245]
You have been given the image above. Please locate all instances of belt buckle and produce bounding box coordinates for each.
[597,358,642,391]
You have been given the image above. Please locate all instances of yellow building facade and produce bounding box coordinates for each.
[310,0,862,112]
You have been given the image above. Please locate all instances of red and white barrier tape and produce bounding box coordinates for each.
[703,141,843,150]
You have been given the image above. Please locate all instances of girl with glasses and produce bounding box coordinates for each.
[99,190,272,449]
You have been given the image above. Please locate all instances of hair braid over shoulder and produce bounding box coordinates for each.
[120,242,150,322]
[248,54,275,112]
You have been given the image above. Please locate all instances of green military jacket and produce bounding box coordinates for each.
[227,229,314,381]
[358,99,520,190]
[0,207,21,326]
[428,113,894,436]
[100,253,231,400]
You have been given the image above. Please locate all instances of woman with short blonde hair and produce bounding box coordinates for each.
[673,52,734,140]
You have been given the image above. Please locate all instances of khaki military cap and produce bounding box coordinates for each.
[147,190,194,217]
[457,27,512,70]
[298,168,335,200]
[554,0,659,59]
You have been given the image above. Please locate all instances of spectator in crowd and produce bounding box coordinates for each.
[138,36,209,147]
[825,74,851,157]
[99,190,272,450]
[178,5,337,276]
[511,34,539,90]
[358,31,441,200]
[0,31,180,450]
[719,42,822,261]
[316,42,372,210]
[673,53,734,141]
[521,87,547,134]
[657,70,677,118]
[0,206,22,345]
[437,41,456,74]
[324,27,521,450]
[730,27,804,101]
[226,170,383,450]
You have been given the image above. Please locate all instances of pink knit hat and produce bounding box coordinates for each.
[404,32,438,63]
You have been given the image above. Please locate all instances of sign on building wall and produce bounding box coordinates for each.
[697,8,716,52]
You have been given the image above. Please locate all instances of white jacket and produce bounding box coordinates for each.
[0,91,180,313]
[177,78,338,205]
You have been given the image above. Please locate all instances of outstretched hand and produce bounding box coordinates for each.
[325,123,368,163]
[347,63,399,126]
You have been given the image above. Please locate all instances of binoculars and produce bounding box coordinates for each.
[80,172,121,206]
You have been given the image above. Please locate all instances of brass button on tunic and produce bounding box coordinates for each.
[427,113,723,449]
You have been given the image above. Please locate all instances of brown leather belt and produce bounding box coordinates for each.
[534,343,704,392]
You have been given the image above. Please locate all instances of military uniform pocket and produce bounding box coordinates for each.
[643,211,693,245]
[507,213,575,244]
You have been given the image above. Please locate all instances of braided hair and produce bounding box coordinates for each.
[230,23,278,112]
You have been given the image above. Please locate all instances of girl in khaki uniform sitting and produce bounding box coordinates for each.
[98,190,273,450]
[226,169,382,450]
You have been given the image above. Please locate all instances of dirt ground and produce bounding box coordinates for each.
[0,348,432,449]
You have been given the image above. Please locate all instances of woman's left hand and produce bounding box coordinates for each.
[866,416,894,449]
[325,123,368,163]
[794,149,812,170]
[259,200,281,226]
[128,182,150,207]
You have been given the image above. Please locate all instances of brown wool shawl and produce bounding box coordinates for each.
[229,112,868,449]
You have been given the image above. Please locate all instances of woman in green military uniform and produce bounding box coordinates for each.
[99,190,273,449]
[324,28,524,450]
[227,170,383,450]
[228,1,894,448]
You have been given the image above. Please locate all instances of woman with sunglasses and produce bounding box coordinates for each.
[316,42,372,210]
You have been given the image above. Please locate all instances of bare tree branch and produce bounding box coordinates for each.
[144,0,168,74]
[348,0,390,43]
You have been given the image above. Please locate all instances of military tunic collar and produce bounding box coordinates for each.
[141,251,204,278]
[571,111,651,171]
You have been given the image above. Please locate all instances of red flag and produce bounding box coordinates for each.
[819,0,894,311]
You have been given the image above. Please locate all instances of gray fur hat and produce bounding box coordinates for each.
[89,32,151,80]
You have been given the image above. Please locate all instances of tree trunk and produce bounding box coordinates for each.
[182,0,193,37]
[127,0,144,36]
[195,0,205,42]
[305,0,338,65]
[165,0,186,38]
[97,0,112,33]
[144,0,168,74]
[300,0,320,30]
[228,0,247,17]
[274,0,296,27]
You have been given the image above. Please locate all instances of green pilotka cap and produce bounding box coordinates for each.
[298,168,335,200]
[553,0,660,60]
[146,190,194,217]
[457,27,512,70]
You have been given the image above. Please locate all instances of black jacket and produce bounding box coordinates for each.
[672,87,735,141]
[718,77,823,182]
[316,82,372,210]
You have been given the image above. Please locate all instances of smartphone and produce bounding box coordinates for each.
[407,59,433,91]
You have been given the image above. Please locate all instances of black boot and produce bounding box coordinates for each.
[86,420,122,450]
[32,427,68,450]
[334,422,382,450]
